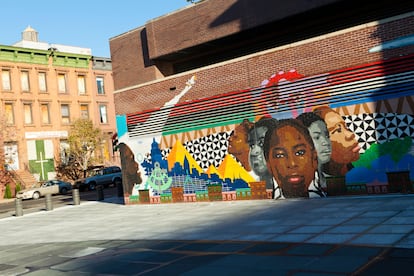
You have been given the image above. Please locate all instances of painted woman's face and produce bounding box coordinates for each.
[267,125,317,198]
[248,126,269,176]
[323,111,360,164]
[308,120,331,165]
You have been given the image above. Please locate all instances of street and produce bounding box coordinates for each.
[0,187,119,219]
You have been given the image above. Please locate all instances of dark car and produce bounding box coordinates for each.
[74,166,122,191]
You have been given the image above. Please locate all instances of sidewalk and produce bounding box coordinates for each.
[1,194,414,275]
[0,197,15,204]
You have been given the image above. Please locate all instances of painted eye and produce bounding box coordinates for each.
[273,152,285,158]
[332,125,342,134]
[295,150,305,156]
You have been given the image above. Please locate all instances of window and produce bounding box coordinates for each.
[99,104,108,124]
[23,103,33,124]
[4,103,14,125]
[20,71,30,92]
[38,72,47,92]
[4,142,19,170]
[2,70,11,91]
[80,104,89,119]
[96,77,105,94]
[60,140,69,165]
[40,103,50,124]
[60,104,70,124]
[77,75,86,95]
[58,73,67,93]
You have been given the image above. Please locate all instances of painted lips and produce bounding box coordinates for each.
[320,150,331,156]
[352,144,361,153]
[288,175,303,184]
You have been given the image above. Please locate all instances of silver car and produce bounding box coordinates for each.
[16,180,73,200]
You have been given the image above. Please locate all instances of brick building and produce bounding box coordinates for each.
[0,26,117,197]
[110,0,414,203]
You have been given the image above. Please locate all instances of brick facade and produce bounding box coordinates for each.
[0,49,117,184]
[145,0,343,59]
[112,12,414,116]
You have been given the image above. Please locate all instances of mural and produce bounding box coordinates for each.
[117,53,414,203]
[263,118,322,198]
[297,112,331,189]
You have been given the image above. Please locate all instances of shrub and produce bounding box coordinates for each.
[4,184,12,199]
[15,182,21,193]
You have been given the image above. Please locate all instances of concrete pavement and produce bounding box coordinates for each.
[1,194,414,275]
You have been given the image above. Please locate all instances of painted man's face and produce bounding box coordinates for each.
[228,122,252,171]
[308,120,331,165]
[267,125,317,198]
[323,111,360,164]
[248,126,269,176]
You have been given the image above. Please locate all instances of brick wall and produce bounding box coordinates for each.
[145,0,342,59]
[110,27,164,90]
[113,14,414,116]
[110,0,348,90]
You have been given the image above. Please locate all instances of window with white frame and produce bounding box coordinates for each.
[23,103,33,124]
[40,103,50,124]
[57,73,67,93]
[2,69,11,91]
[20,71,30,92]
[4,103,14,125]
[60,104,70,124]
[38,72,47,92]
[99,104,108,124]
[96,76,105,94]
[77,75,86,95]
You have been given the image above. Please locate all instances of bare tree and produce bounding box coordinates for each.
[0,115,18,197]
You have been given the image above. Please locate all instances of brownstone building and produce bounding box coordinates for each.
[0,26,117,198]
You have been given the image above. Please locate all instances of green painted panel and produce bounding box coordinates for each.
[52,55,90,68]
[0,45,90,67]
[0,48,49,64]
[28,140,55,181]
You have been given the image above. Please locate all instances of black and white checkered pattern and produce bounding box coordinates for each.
[345,113,414,152]
[162,132,231,169]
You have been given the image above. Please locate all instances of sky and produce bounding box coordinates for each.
[0,0,190,58]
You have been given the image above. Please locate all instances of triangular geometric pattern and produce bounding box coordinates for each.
[374,113,414,144]
[344,113,414,152]
[161,132,231,170]
[186,132,231,169]
[344,114,376,152]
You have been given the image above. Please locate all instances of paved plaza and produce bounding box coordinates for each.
[1,194,414,275]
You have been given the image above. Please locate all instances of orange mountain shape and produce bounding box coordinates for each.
[167,140,203,173]
[217,154,255,183]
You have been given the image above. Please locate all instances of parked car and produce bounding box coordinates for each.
[16,180,73,200]
[74,166,122,191]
